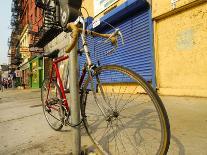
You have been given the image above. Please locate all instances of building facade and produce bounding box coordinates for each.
[9,0,44,88]
[82,0,207,97]
[152,0,207,97]
[8,0,207,97]
[20,0,43,88]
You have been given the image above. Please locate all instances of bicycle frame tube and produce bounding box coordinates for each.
[54,55,69,63]
[79,65,87,87]
[46,66,52,102]
[53,63,70,111]
[77,16,93,67]
[47,55,70,111]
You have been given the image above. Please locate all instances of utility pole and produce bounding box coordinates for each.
[69,42,81,154]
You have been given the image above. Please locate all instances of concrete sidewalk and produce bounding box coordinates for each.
[0,89,207,154]
[0,89,93,155]
[162,96,207,155]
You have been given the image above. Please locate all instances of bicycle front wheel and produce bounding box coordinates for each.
[82,65,170,155]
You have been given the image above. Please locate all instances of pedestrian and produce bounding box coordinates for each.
[8,75,11,88]
[3,79,8,89]
[0,80,3,92]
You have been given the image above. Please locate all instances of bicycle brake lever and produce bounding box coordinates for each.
[118,31,125,45]
[103,33,114,44]
[102,28,119,44]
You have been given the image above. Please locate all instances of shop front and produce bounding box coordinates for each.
[30,56,44,89]
[20,62,30,88]
[79,0,155,87]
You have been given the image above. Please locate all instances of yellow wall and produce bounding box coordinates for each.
[82,0,94,17]
[102,83,146,94]
[155,2,207,97]
[81,0,126,19]
[94,0,126,19]
[152,0,204,18]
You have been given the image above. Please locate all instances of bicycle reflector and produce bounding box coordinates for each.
[59,0,82,28]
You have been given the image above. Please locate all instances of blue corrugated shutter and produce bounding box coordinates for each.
[94,8,153,82]
[78,4,153,85]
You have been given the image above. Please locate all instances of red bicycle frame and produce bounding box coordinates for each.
[46,54,87,113]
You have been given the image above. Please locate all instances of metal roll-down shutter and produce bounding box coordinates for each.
[78,0,154,86]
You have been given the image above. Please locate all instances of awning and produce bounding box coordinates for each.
[88,0,149,31]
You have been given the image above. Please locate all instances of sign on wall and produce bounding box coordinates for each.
[171,0,179,9]
[32,61,38,83]
[94,0,118,16]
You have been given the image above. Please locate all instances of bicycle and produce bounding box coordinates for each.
[41,16,171,155]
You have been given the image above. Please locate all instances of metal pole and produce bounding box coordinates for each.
[69,41,81,155]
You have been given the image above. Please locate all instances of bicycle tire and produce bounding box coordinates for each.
[41,79,63,131]
[82,65,170,155]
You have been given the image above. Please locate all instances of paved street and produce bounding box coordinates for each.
[0,89,92,155]
[0,89,207,155]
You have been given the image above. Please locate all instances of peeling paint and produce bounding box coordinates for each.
[155,3,207,97]
[176,29,194,50]
[152,0,205,18]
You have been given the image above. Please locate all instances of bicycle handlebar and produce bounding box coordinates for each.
[65,23,117,53]
[65,23,79,53]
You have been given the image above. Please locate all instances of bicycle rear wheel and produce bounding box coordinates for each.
[41,79,63,131]
[82,65,170,155]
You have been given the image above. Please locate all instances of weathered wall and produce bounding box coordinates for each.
[152,0,204,18]
[20,25,31,64]
[20,0,43,32]
[82,0,94,17]
[94,0,126,19]
[155,2,207,97]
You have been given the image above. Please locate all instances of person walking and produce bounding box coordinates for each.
[8,75,12,88]
[0,80,3,92]
[3,79,8,89]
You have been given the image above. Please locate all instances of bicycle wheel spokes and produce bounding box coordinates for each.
[41,79,63,131]
[83,65,170,155]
